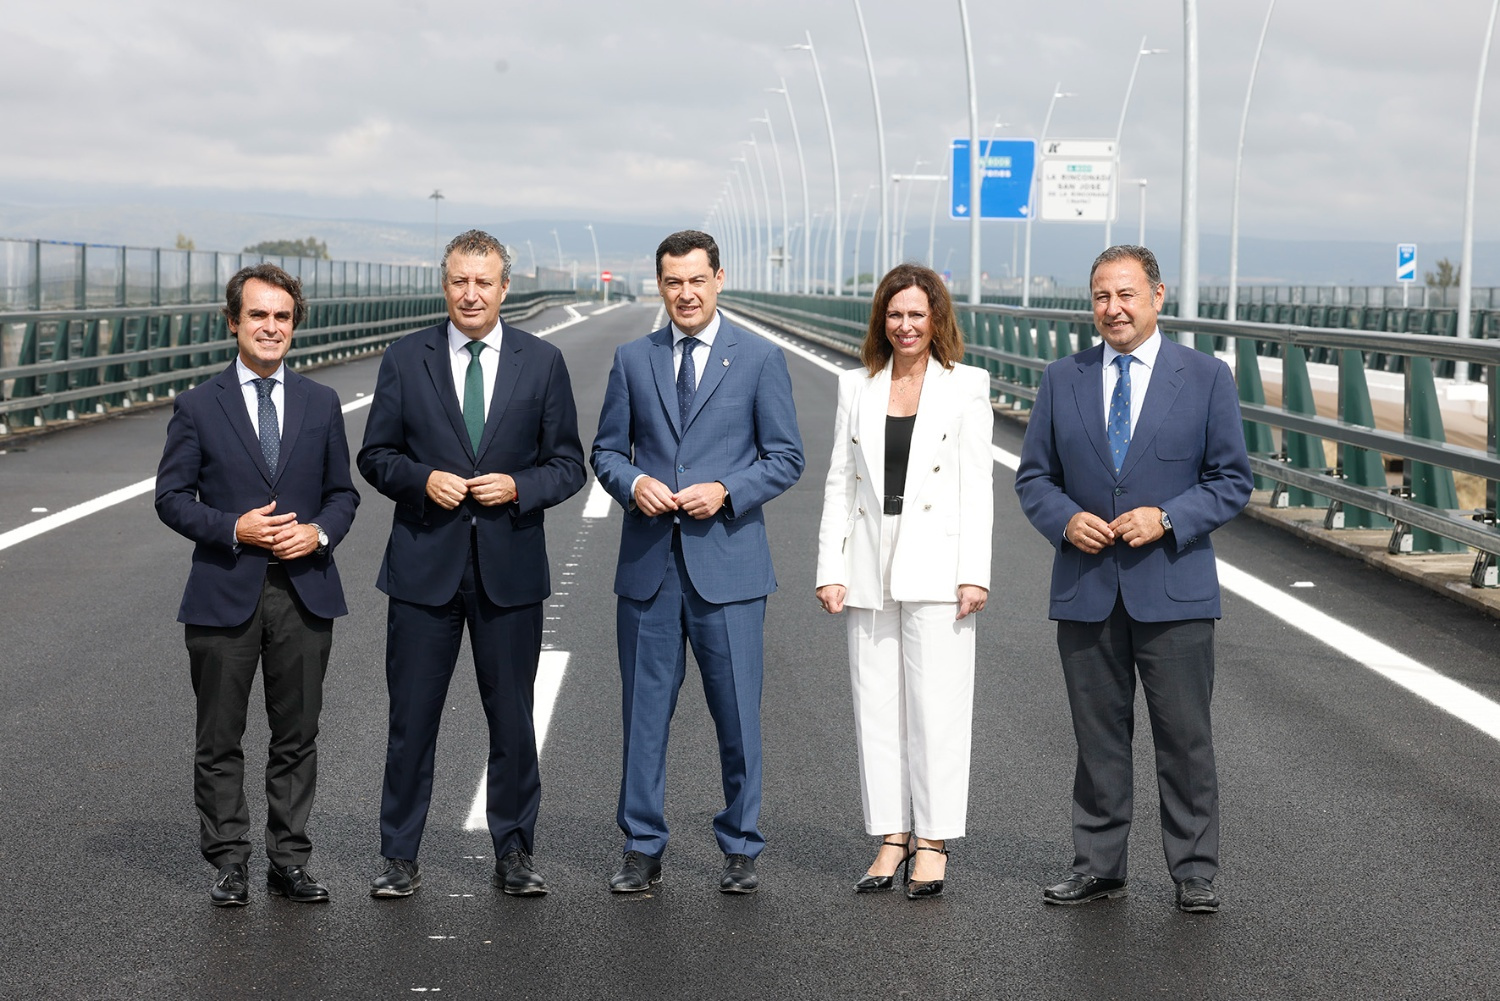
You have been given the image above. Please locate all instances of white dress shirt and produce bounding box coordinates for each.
[1101,328,1163,437]
[670,310,720,388]
[448,321,505,421]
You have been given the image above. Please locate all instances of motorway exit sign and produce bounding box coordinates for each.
[1396,244,1417,283]
[1039,139,1117,223]
[950,138,1036,220]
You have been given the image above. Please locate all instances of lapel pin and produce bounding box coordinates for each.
[722,358,730,367]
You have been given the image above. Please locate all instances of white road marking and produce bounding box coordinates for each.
[0,394,375,553]
[463,650,570,831]
[581,477,614,519]
[590,301,627,316]
[535,304,587,336]
[729,306,1500,745]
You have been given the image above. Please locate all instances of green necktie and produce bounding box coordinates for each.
[463,340,485,453]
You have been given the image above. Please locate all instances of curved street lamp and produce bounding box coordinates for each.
[1022,84,1075,308]
[789,32,845,295]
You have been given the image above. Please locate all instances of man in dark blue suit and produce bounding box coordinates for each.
[592,230,804,894]
[1015,245,1252,914]
[358,230,584,898]
[156,263,360,907]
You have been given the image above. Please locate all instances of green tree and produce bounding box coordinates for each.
[244,237,331,260]
[1425,257,1461,288]
[174,233,196,251]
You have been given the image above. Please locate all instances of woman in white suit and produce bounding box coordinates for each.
[815,263,994,899]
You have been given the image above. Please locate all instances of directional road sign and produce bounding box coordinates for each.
[1396,244,1417,283]
[950,138,1036,220]
[1039,138,1117,223]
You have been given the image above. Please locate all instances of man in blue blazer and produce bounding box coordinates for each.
[358,230,585,898]
[156,263,359,907]
[1015,245,1252,914]
[592,230,804,894]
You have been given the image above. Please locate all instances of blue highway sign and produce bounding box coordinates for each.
[1397,243,1417,283]
[951,138,1036,220]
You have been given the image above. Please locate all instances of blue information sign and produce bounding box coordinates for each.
[1396,243,1417,283]
[951,138,1036,220]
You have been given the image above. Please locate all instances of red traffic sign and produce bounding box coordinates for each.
[601,270,613,283]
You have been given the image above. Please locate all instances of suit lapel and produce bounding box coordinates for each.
[859,363,891,502]
[1071,346,1114,474]
[422,326,474,459]
[901,356,948,500]
[270,370,308,485]
[648,326,682,437]
[476,322,523,460]
[1119,340,1185,478]
[684,317,734,431]
[215,365,274,486]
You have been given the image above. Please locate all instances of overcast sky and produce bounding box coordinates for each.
[3,0,1498,254]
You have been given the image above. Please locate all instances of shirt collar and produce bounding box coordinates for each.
[236,357,286,385]
[1103,328,1162,370]
[670,310,720,349]
[448,320,504,355]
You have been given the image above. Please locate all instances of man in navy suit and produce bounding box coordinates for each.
[591,230,804,894]
[156,263,360,907]
[358,230,584,898]
[1015,245,1252,914]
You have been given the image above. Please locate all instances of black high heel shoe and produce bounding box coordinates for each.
[905,844,948,899]
[853,837,914,893]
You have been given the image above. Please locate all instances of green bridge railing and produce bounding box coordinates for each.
[724,291,1500,588]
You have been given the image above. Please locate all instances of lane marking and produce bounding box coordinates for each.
[535,304,587,336]
[727,307,1500,745]
[590,301,627,316]
[463,650,570,831]
[0,394,376,553]
[581,477,613,519]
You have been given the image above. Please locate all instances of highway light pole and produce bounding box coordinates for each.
[1106,38,1166,248]
[1227,1,1276,324]
[1456,0,1500,383]
[753,113,791,292]
[428,189,444,273]
[851,3,886,283]
[790,32,845,295]
[744,136,775,292]
[959,0,983,303]
[768,80,812,294]
[1179,0,1201,343]
[1022,84,1073,308]
[585,223,601,300]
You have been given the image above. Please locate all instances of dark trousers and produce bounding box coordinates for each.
[616,532,766,859]
[379,539,543,861]
[185,563,332,869]
[1056,596,1218,882]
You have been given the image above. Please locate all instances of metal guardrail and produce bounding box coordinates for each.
[725,292,1500,586]
[0,289,583,431]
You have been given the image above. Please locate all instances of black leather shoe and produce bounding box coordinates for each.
[719,854,759,894]
[1175,876,1220,913]
[493,850,548,897]
[609,851,663,893]
[209,862,249,907]
[905,844,949,900]
[370,858,421,898]
[267,864,329,903]
[1042,873,1128,905]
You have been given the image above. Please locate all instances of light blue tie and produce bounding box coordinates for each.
[1107,354,1133,474]
[253,377,279,472]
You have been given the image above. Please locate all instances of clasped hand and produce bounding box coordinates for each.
[235,501,317,560]
[633,475,726,520]
[1065,506,1165,554]
[426,470,517,509]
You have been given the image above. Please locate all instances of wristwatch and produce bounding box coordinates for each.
[1159,510,1173,532]
[311,523,329,555]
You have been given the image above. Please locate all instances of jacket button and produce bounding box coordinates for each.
[858,507,865,515]
[1113,487,1123,496]
[924,503,932,511]
[852,436,859,443]
[677,464,686,473]
[855,474,862,481]
[933,465,940,472]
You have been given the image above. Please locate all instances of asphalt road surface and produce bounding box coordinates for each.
[2,300,1498,1000]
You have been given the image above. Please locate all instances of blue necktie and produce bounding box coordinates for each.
[253,377,279,472]
[676,336,700,425]
[463,340,485,453]
[1107,354,1133,474]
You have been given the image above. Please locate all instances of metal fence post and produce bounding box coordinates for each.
[1404,356,1465,552]
[1280,344,1327,506]
[1337,348,1391,528]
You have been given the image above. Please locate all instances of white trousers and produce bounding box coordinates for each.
[844,514,976,840]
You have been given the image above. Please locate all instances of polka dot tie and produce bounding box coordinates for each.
[1107,354,1134,474]
[253,377,279,473]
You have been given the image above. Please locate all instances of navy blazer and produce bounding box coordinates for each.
[1014,336,1253,623]
[357,320,585,608]
[155,363,360,627]
[591,314,805,605]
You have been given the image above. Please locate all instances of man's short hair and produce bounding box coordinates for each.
[223,263,307,328]
[656,230,721,276]
[1090,244,1162,288]
[442,229,512,284]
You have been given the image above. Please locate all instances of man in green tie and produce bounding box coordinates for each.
[358,230,586,899]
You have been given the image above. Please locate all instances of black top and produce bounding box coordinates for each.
[885,414,916,499]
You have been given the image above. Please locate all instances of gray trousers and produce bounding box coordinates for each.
[1056,596,1218,882]
[185,564,332,869]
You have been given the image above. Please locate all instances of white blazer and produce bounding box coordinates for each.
[815,357,994,609]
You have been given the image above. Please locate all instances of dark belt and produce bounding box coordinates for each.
[883,495,903,515]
